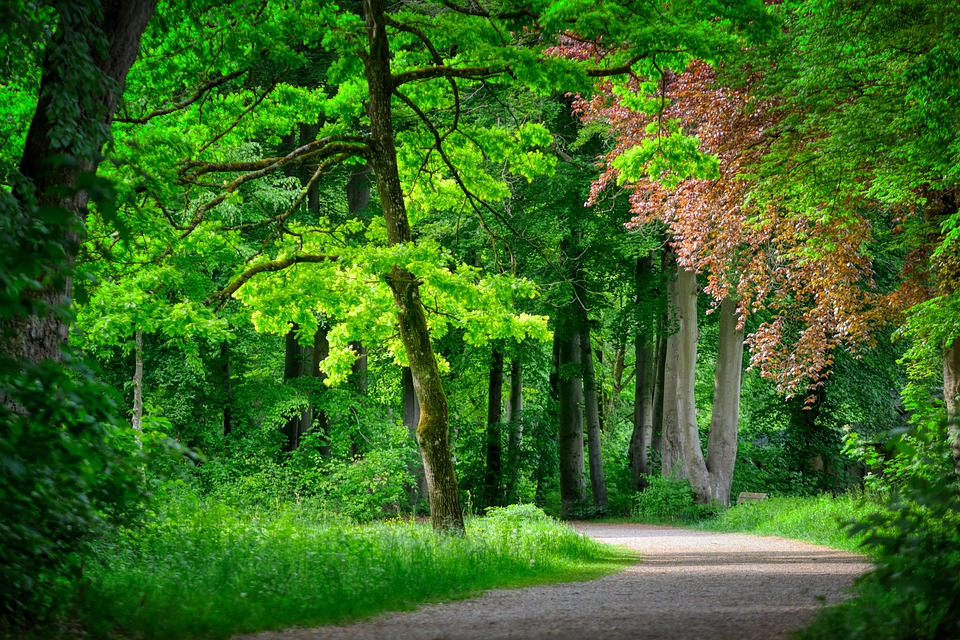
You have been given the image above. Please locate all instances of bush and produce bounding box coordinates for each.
[631,475,720,523]
[0,354,152,626]
[799,476,960,640]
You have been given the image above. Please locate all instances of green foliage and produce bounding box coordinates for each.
[62,493,626,640]
[631,476,720,524]
[699,493,874,552]
[798,476,960,640]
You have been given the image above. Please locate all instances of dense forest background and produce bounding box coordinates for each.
[2,0,959,638]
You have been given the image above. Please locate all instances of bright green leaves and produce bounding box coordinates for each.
[234,231,549,385]
[76,266,231,366]
[612,119,718,188]
[399,121,556,220]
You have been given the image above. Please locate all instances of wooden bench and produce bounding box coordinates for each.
[736,492,769,505]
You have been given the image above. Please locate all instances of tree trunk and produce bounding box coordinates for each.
[945,338,960,477]
[504,358,523,503]
[282,324,312,452]
[484,347,504,507]
[347,160,373,217]
[582,326,608,510]
[651,313,667,456]
[221,341,233,436]
[630,332,654,488]
[557,330,587,516]
[363,0,463,532]
[660,267,684,479]
[674,268,704,495]
[630,254,655,488]
[2,1,156,369]
[131,329,144,449]
[701,296,745,506]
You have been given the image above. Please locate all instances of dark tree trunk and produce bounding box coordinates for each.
[282,324,313,452]
[582,326,608,510]
[2,0,156,368]
[346,161,373,217]
[221,341,234,436]
[629,254,655,488]
[651,313,667,456]
[484,347,504,507]
[557,330,587,517]
[630,332,654,488]
[363,0,463,532]
[504,359,523,503]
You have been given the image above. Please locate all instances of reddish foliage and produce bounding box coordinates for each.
[574,60,886,395]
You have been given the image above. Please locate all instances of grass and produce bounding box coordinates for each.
[696,493,880,552]
[73,499,633,639]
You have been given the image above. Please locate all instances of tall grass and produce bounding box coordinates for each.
[697,493,878,551]
[76,499,630,639]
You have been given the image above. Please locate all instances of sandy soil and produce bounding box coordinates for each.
[234,523,868,640]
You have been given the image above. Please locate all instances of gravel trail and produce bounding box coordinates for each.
[235,523,867,640]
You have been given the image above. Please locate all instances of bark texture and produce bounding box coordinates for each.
[363,0,463,531]
[630,333,654,487]
[702,296,745,506]
[3,0,156,367]
[484,348,504,507]
[557,330,587,516]
[582,326,608,509]
[504,359,524,503]
[674,268,704,490]
[945,339,960,476]
[660,268,684,479]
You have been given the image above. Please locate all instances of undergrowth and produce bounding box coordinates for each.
[65,497,630,640]
[697,493,876,552]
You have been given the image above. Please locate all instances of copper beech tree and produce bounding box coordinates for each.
[575,60,886,504]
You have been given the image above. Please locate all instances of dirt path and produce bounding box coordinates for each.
[235,523,867,640]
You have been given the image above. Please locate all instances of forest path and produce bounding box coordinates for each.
[234,523,867,640]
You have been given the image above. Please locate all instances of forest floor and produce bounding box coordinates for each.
[233,523,868,640]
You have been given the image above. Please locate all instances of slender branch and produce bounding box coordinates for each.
[181,137,368,178]
[393,88,555,271]
[440,0,539,20]
[393,64,505,87]
[210,254,338,310]
[221,153,350,232]
[116,69,247,124]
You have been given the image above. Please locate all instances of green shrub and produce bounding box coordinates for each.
[631,475,720,523]
[799,476,960,640]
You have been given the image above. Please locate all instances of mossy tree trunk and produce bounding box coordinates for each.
[362,0,463,532]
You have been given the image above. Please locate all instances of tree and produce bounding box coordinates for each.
[0,0,157,620]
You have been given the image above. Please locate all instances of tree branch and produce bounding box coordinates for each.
[116,69,247,124]
[210,254,338,310]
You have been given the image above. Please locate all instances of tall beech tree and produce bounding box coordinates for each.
[2,0,156,367]
[737,0,960,474]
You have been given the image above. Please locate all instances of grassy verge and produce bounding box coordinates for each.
[74,500,632,639]
[696,493,879,552]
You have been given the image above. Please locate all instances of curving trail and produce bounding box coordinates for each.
[235,523,867,640]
